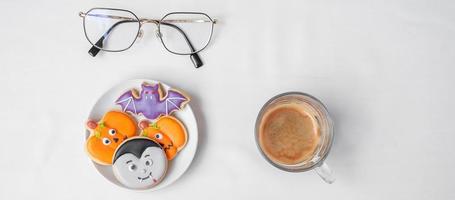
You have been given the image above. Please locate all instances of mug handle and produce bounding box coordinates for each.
[315,162,335,184]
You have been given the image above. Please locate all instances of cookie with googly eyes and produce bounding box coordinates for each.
[85,111,138,165]
[139,115,188,160]
[112,137,168,190]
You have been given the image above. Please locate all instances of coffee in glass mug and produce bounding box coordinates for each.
[255,92,335,183]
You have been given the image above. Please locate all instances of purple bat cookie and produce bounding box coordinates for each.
[116,83,190,120]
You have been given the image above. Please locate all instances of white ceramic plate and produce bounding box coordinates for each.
[85,79,198,191]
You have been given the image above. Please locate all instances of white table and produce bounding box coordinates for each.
[1,0,454,199]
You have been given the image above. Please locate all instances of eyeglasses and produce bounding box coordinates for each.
[79,8,217,68]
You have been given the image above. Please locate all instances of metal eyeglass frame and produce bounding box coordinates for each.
[79,7,217,68]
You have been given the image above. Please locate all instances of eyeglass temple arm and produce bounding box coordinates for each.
[88,20,203,68]
[159,22,203,68]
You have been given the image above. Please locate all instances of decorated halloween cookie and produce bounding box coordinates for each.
[115,82,190,120]
[113,137,168,189]
[86,111,137,165]
[139,116,188,160]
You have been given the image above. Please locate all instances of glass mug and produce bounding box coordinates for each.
[254,92,335,183]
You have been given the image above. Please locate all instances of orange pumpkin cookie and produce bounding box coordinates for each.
[86,111,138,165]
[139,116,188,160]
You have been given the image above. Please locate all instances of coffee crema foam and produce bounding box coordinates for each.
[259,104,320,165]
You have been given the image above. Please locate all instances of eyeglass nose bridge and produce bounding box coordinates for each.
[139,18,160,25]
[137,19,164,39]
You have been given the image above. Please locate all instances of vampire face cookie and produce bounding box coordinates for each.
[139,116,188,160]
[85,111,137,165]
[112,137,168,190]
[115,82,190,120]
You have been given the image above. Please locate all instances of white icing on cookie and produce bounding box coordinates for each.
[113,141,167,189]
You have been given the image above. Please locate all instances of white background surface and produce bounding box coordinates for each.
[0,0,454,199]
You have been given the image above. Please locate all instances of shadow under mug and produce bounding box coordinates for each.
[254,92,335,184]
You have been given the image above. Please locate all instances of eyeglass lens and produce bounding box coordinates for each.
[84,8,140,51]
[159,13,213,55]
